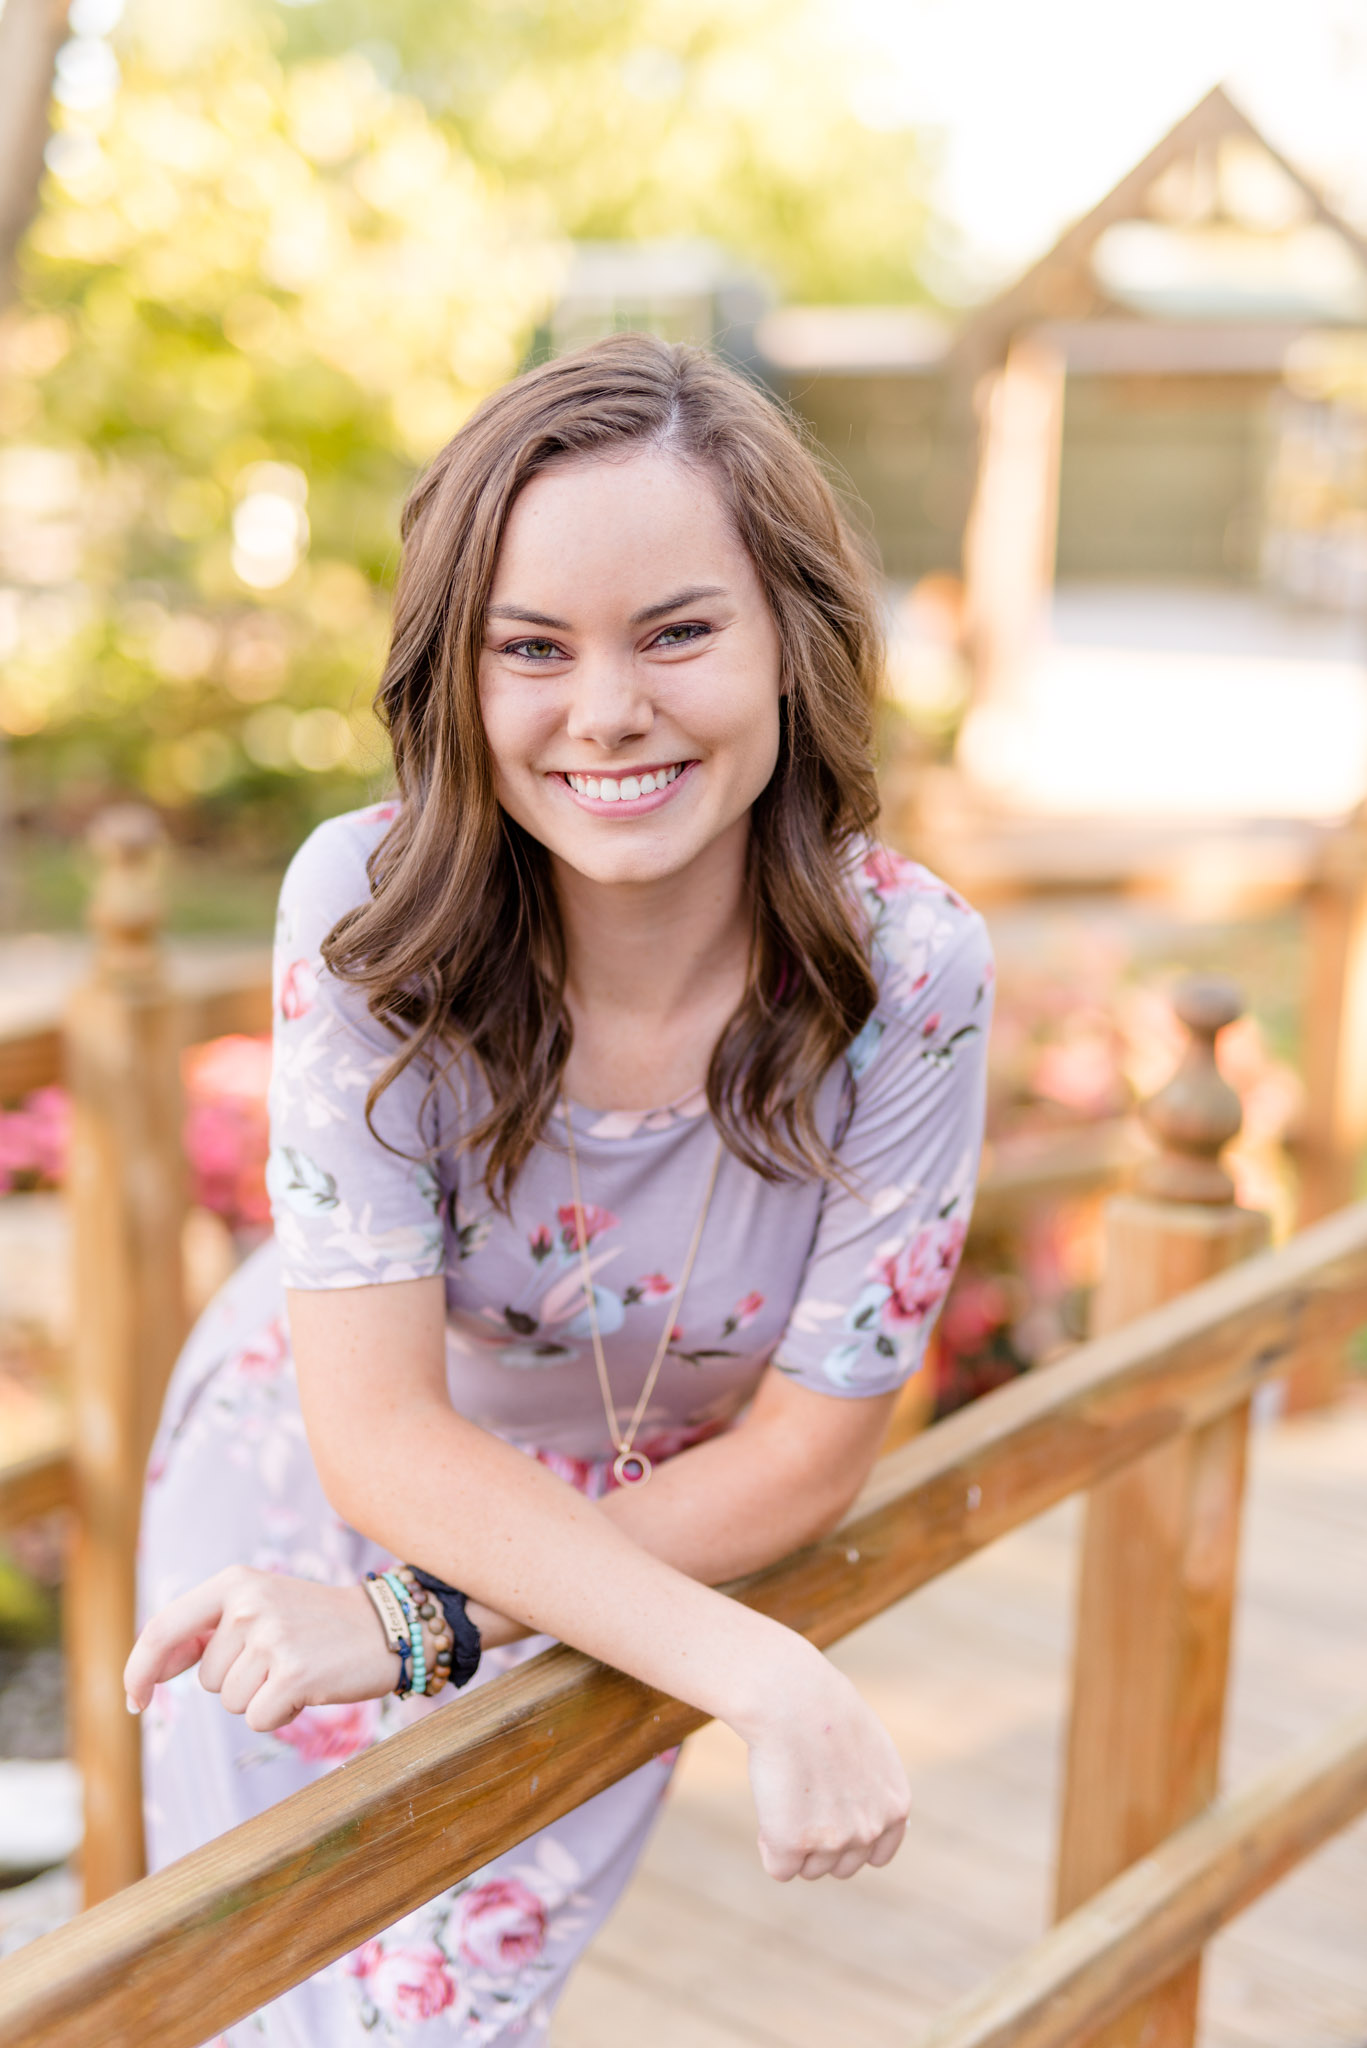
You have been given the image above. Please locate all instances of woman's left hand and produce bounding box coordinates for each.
[124,1567,400,1732]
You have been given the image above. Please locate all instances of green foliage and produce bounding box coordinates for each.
[0,0,928,864]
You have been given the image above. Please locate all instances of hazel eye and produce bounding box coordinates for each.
[653,622,709,648]
[506,638,564,662]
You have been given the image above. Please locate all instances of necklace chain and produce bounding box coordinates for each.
[562,1094,723,1486]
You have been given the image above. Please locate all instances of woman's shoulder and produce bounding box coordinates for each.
[278,801,400,916]
[849,841,993,1026]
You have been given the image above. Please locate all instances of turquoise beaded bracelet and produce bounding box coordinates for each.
[382,1570,426,1698]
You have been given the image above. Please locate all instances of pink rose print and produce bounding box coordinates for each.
[348,1938,463,2022]
[458,1877,548,1973]
[638,1272,674,1299]
[274,1699,381,1764]
[921,1011,942,1039]
[278,958,317,1021]
[872,1217,968,1330]
[862,846,914,895]
[528,1223,554,1262]
[732,1291,765,1328]
[233,1315,290,1381]
[556,1202,619,1252]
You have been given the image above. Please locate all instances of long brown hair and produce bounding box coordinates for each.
[324,332,884,1204]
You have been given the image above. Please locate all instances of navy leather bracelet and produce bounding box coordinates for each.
[406,1567,482,1690]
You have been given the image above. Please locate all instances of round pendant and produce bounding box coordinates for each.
[613,1448,653,1487]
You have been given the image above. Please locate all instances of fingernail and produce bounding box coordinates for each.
[126,1694,141,1714]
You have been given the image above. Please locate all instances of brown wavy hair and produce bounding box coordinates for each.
[323,332,884,1205]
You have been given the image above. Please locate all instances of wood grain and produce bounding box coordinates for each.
[63,945,188,1904]
[915,1704,1367,2048]
[0,1208,1365,2046]
[1056,1196,1268,2048]
[0,1025,61,1101]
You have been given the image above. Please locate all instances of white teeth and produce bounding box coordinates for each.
[564,763,686,799]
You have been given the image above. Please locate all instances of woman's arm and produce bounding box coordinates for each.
[129,1275,909,1882]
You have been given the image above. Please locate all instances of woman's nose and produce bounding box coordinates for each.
[563,658,654,752]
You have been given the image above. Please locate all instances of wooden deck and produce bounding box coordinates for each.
[557,1392,1367,2048]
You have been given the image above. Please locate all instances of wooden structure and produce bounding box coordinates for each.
[0,810,271,1902]
[762,85,1367,590]
[0,885,1365,2040]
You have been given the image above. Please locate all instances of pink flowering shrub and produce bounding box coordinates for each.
[181,1034,272,1230]
[0,1087,70,1192]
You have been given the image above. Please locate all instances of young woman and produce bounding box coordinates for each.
[125,334,992,2044]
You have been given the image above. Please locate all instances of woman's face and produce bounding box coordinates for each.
[478,449,783,889]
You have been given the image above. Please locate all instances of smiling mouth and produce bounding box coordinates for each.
[559,761,690,804]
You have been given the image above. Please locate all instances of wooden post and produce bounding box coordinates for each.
[64,807,187,1904]
[961,330,1066,710]
[1293,807,1367,1406]
[1054,976,1269,2048]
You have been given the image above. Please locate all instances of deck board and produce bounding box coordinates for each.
[555,1395,1367,2046]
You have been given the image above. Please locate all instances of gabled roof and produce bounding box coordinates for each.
[951,85,1367,372]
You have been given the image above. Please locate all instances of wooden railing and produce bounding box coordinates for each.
[0,809,270,1901]
[0,1189,1364,2045]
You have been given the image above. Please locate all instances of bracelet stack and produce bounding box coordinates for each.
[362,1565,480,1699]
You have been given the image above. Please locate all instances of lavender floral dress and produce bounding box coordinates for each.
[139,804,992,2046]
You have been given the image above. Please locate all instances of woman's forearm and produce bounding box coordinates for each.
[307,1388,824,1735]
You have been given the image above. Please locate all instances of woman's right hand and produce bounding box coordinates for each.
[739,1654,910,1882]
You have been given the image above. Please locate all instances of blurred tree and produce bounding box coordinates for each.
[0,0,929,867]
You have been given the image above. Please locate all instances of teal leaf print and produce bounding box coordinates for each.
[269,1146,339,1214]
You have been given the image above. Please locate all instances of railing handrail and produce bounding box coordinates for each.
[916,1701,1367,2048]
[0,952,273,1096]
[2,1199,1366,2048]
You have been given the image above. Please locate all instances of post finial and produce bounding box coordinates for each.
[87,804,166,986]
[1133,974,1244,1206]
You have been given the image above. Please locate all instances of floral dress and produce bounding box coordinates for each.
[139,804,993,2046]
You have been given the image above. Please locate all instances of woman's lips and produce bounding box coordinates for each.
[554,758,697,816]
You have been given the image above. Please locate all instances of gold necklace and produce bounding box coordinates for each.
[562,1094,723,1487]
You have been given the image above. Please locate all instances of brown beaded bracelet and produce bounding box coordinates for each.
[394,1564,454,1697]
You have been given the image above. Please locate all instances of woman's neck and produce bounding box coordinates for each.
[553,821,754,1111]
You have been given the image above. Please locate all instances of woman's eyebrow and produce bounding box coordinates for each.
[629,584,727,626]
[486,585,728,632]
[486,603,570,628]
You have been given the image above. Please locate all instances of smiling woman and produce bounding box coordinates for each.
[124,335,993,2046]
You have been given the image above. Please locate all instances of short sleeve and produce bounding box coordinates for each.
[266,811,447,1290]
[772,904,993,1397]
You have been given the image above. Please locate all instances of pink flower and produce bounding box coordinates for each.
[528,1223,553,1261]
[0,1086,71,1189]
[458,1877,547,1973]
[638,1272,674,1299]
[921,1011,942,1039]
[233,1316,290,1381]
[279,958,317,1021]
[732,1291,765,1328]
[348,1939,463,2022]
[873,1217,968,1330]
[556,1202,618,1251]
[274,1699,381,1764]
[862,846,914,894]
